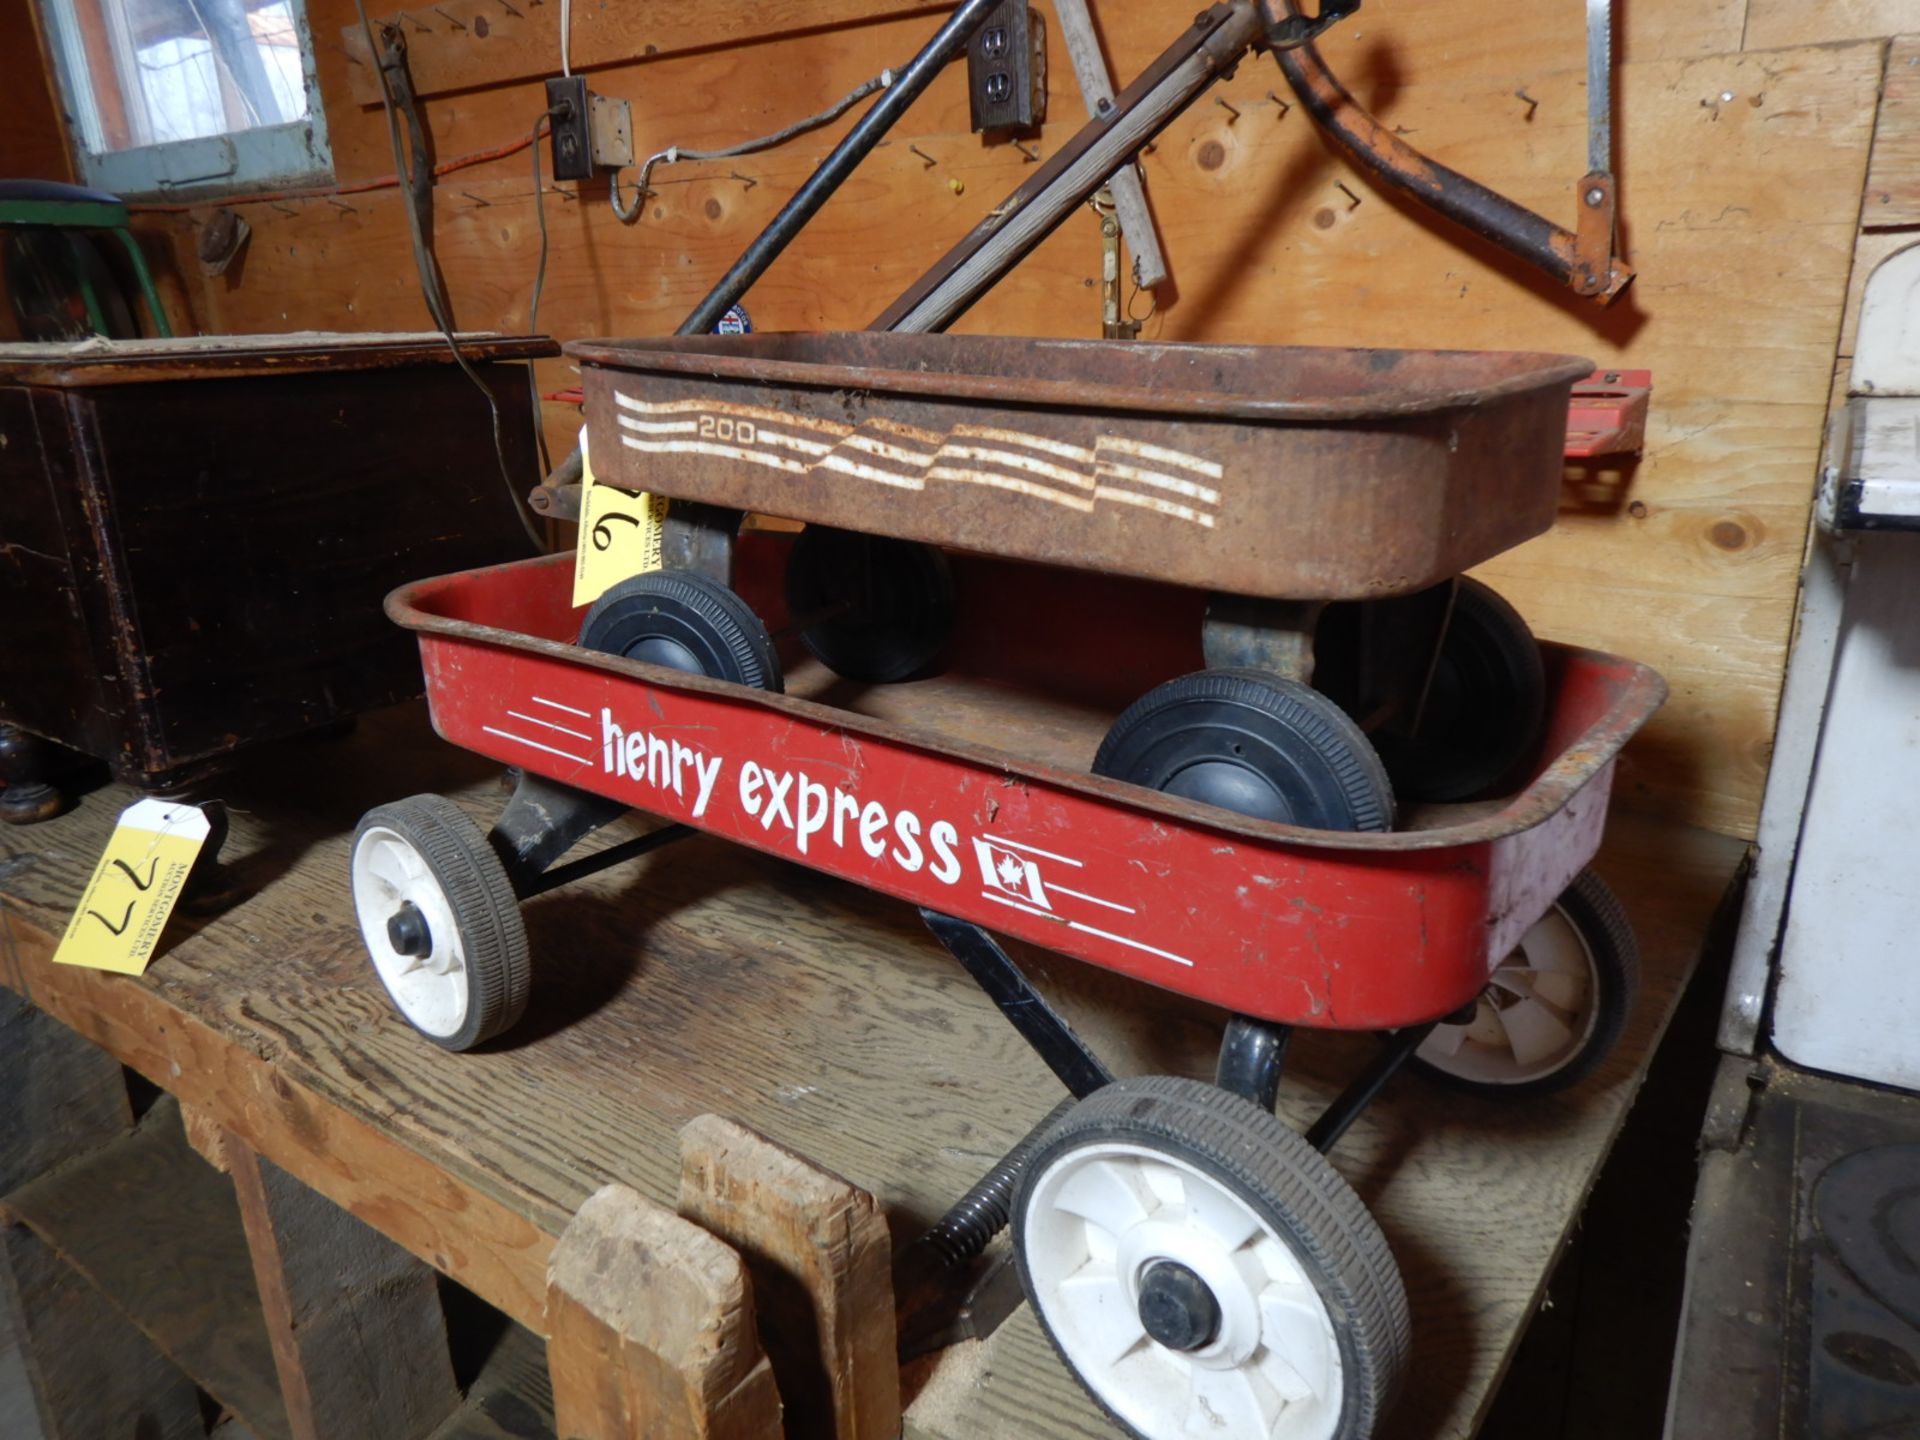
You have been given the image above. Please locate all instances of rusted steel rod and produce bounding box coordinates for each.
[1268,11,1633,301]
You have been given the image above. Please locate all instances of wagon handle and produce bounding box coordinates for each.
[1264,0,1633,301]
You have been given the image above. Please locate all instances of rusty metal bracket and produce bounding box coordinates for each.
[660,502,743,585]
[1202,595,1328,683]
[1573,171,1618,298]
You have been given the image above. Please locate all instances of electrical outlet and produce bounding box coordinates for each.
[589,93,634,170]
[967,2,1046,135]
[545,75,592,181]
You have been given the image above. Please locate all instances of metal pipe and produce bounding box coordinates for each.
[875,4,1258,332]
[518,823,694,898]
[920,908,1116,1099]
[676,0,1002,337]
[1303,1022,1436,1153]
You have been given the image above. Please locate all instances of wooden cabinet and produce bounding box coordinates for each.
[0,334,554,789]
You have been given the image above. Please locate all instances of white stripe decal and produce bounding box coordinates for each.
[843,433,937,467]
[939,443,1096,491]
[615,391,853,438]
[1100,435,1224,479]
[507,709,593,742]
[983,835,1084,867]
[757,429,833,458]
[481,726,592,766]
[1096,486,1216,527]
[869,417,948,446]
[980,891,1193,967]
[619,436,806,473]
[616,416,698,435]
[1094,459,1221,505]
[1045,884,1137,915]
[531,696,591,718]
[818,453,925,490]
[927,467,1095,510]
[605,392,1226,527]
[953,424,1095,465]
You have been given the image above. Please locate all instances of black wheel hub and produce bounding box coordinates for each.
[1137,1260,1222,1352]
[386,901,433,958]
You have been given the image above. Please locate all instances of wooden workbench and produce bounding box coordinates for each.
[0,704,1744,1439]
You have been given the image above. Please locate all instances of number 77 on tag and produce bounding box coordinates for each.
[54,798,212,975]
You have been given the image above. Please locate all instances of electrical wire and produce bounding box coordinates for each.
[353,0,547,552]
[609,69,895,222]
[526,108,555,476]
[126,134,540,213]
[559,0,572,76]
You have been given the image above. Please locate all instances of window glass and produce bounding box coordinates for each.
[42,0,332,195]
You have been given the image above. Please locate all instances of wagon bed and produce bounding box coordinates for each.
[568,334,1593,600]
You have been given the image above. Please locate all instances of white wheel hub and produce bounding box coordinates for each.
[1023,1141,1343,1440]
[351,824,470,1039]
[1418,899,1598,1084]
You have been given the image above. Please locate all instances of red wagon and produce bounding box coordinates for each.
[349,335,1663,1440]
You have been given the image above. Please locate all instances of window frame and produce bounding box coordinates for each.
[37,0,334,198]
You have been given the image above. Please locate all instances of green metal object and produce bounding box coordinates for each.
[0,183,173,338]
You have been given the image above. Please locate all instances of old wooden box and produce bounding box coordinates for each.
[0,332,555,790]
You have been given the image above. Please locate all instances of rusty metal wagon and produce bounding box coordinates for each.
[346,0,1652,1429]
[346,331,1660,1440]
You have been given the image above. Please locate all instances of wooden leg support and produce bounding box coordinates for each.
[546,1182,783,1440]
[228,1137,460,1440]
[679,1116,900,1440]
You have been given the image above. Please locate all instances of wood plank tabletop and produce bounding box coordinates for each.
[0,705,1744,1439]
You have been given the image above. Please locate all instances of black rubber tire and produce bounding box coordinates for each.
[1376,578,1546,804]
[1012,1075,1410,1440]
[1094,668,1394,831]
[352,794,531,1052]
[578,570,782,692]
[1411,868,1640,1098]
[785,526,955,683]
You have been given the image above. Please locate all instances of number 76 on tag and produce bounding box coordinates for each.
[571,427,669,608]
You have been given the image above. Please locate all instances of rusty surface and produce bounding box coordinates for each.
[567,333,1591,601]
[1201,596,1327,682]
[1269,11,1634,302]
[1572,171,1623,299]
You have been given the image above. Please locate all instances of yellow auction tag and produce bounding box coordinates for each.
[572,426,668,608]
[54,799,211,975]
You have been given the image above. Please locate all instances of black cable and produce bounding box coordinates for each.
[526,109,555,477]
[353,0,546,552]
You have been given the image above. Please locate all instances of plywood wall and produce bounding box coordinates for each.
[8,0,1917,840]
